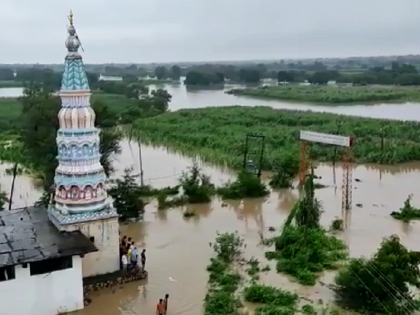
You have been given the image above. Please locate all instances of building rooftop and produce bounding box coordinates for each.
[0,206,98,268]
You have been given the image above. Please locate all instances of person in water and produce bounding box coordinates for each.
[163,294,169,314]
[156,299,165,315]
[141,249,146,271]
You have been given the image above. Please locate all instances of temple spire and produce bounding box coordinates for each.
[69,10,73,26]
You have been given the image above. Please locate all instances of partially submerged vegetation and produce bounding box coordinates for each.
[228,85,420,104]
[217,171,269,199]
[264,175,347,285]
[204,232,244,315]
[334,235,420,314]
[133,106,420,165]
[243,283,299,314]
[390,194,420,222]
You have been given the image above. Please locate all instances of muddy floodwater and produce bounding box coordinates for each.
[2,85,420,121]
[2,140,420,314]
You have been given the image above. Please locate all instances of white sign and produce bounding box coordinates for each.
[300,130,352,147]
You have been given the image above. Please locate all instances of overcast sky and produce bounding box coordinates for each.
[1,0,419,64]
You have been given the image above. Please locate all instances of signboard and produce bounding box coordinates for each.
[300,130,353,147]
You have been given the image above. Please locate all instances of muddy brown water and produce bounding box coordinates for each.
[2,139,420,314]
[3,85,420,120]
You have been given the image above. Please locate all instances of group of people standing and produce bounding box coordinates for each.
[120,235,146,275]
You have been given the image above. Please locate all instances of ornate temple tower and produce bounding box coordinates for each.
[48,11,120,277]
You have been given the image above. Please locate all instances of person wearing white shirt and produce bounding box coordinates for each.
[121,254,128,275]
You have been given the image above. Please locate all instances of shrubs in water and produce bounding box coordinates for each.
[266,226,347,286]
[390,194,420,221]
[204,232,245,315]
[217,171,269,199]
[244,284,298,314]
[107,169,146,220]
[158,164,215,210]
[179,163,215,203]
[334,235,420,314]
[330,218,344,231]
[269,153,300,189]
[265,174,347,285]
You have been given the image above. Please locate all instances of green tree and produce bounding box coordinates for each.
[169,65,182,80]
[238,69,261,83]
[154,66,168,80]
[309,71,330,85]
[334,235,420,314]
[107,169,145,220]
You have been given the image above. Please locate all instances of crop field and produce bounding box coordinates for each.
[133,106,420,167]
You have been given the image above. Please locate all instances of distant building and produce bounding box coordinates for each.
[98,74,123,81]
[0,11,120,315]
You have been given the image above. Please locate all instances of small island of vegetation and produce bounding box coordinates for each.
[227,85,420,104]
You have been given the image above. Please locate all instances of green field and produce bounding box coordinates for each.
[133,106,420,166]
[228,85,420,104]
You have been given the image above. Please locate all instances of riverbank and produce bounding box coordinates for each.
[227,85,420,104]
[133,106,420,166]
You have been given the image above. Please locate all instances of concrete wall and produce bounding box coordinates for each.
[64,216,120,277]
[0,256,84,315]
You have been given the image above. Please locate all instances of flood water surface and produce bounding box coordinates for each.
[2,141,420,314]
[2,85,420,120]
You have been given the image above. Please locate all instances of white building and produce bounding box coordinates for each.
[0,207,97,315]
[0,11,122,315]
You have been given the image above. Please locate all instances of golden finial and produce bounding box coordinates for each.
[69,10,73,26]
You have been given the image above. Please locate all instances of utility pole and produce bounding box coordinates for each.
[332,120,343,166]
[138,138,144,186]
[129,126,144,186]
[8,163,18,210]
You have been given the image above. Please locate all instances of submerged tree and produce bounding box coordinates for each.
[179,163,215,203]
[217,171,269,199]
[0,186,9,210]
[107,169,146,220]
[390,194,420,222]
[334,235,420,314]
[265,171,347,285]
[269,152,299,189]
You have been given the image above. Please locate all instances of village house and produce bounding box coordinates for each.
[0,207,97,315]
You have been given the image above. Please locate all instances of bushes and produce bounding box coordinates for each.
[265,175,347,285]
[133,106,420,165]
[228,85,420,104]
[334,235,420,314]
[243,284,298,306]
[217,171,269,199]
[266,226,347,285]
[204,232,245,315]
[390,194,420,221]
